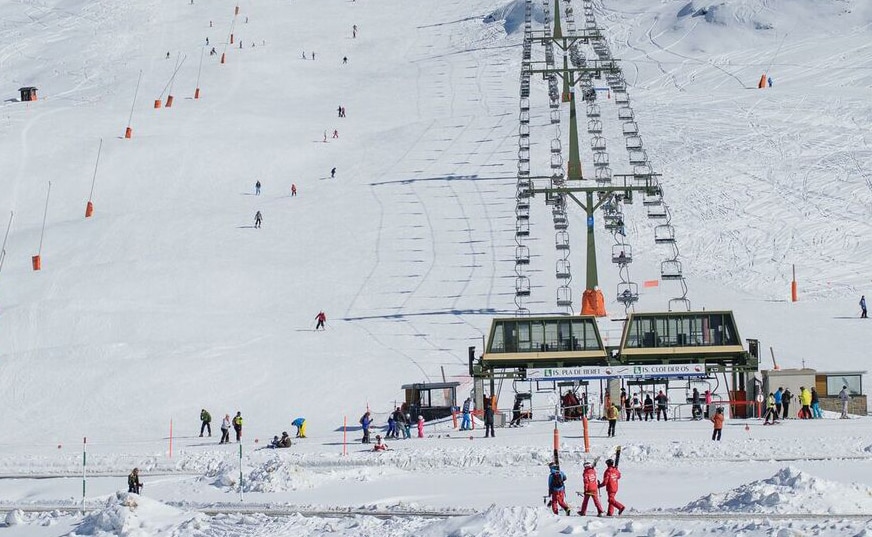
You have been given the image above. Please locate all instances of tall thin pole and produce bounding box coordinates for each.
[169,418,173,458]
[342,416,347,456]
[0,211,13,274]
[37,182,51,255]
[238,443,244,502]
[126,70,143,136]
[194,46,205,98]
[82,437,87,513]
[88,138,103,203]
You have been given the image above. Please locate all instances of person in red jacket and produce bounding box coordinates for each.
[600,459,624,516]
[547,463,571,516]
[315,311,327,330]
[577,461,604,516]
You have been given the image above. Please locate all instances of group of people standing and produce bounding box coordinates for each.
[200,409,243,443]
[764,386,823,423]
[548,458,624,517]
[619,388,670,422]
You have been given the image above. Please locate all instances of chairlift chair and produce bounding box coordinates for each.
[591,136,606,151]
[515,245,531,265]
[556,259,571,279]
[586,104,601,117]
[647,204,667,219]
[587,119,603,134]
[654,225,675,244]
[628,150,648,165]
[616,282,639,305]
[622,122,639,136]
[555,230,570,250]
[515,276,531,297]
[595,167,612,184]
[593,152,609,167]
[660,260,683,280]
[612,244,633,264]
[614,91,629,105]
[556,286,573,307]
[550,109,560,124]
[618,107,634,120]
[626,136,643,150]
[668,297,692,312]
[642,190,663,206]
[516,219,530,237]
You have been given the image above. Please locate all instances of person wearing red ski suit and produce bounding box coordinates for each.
[600,462,624,516]
[578,464,603,516]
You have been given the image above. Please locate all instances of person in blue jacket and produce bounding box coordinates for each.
[774,387,783,417]
[292,417,307,438]
[460,397,472,431]
[359,411,372,444]
[547,462,571,515]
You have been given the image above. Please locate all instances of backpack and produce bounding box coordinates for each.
[551,471,564,490]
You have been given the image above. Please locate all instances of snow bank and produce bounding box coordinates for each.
[484,0,545,34]
[681,467,872,514]
[72,492,207,536]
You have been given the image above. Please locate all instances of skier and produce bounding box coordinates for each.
[338,105,343,117]
[219,414,231,444]
[460,397,472,431]
[402,412,412,439]
[600,459,624,516]
[292,417,307,438]
[623,391,632,421]
[483,394,495,438]
[861,295,867,318]
[255,180,261,195]
[767,76,773,87]
[302,51,307,59]
[359,411,372,443]
[268,435,281,449]
[352,24,357,38]
[199,408,212,437]
[210,47,217,56]
[839,385,850,418]
[547,463,571,516]
[254,210,262,229]
[386,411,397,439]
[782,387,792,419]
[291,183,297,196]
[373,434,387,452]
[206,37,209,45]
[811,387,822,418]
[279,432,292,448]
[763,393,778,424]
[166,51,170,59]
[774,387,783,417]
[332,129,339,139]
[330,167,336,178]
[315,310,327,330]
[655,390,668,421]
[711,407,724,441]
[704,389,712,418]
[577,461,604,516]
[312,51,316,60]
[606,403,619,437]
[799,386,812,419]
[417,415,425,438]
[128,468,143,494]
[342,56,348,64]
[691,388,702,420]
[232,411,243,442]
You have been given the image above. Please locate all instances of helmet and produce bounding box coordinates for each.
[605,459,614,466]
[282,431,288,436]
[548,462,558,469]
[583,461,592,468]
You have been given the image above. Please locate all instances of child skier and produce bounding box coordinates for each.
[577,461,603,516]
[417,415,425,438]
[600,459,624,516]
[711,407,724,441]
[547,463,571,516]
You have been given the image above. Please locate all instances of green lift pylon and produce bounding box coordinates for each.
[526,5,659,316]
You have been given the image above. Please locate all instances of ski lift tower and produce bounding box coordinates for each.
[525,5,660,316]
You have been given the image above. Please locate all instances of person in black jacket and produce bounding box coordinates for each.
[128,468,143,494]
[483,394,495,437]
[781,388,792,420]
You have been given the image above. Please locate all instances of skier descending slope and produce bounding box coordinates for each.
[315,310,327,330]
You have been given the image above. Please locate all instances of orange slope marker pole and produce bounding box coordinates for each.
[85,138,102,218]
[33,181,51,271]
[791,264,798,302]
[125,70,143,138]
[194,46,205,99]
